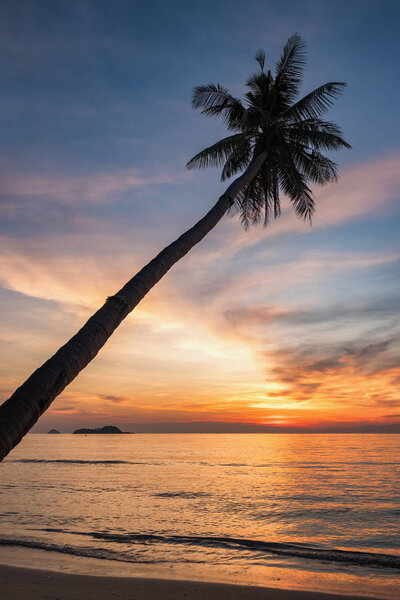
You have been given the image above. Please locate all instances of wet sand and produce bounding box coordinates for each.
[0,563,383,600]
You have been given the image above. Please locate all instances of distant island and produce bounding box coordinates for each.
[73,425,130,434]
[48,429,60,434]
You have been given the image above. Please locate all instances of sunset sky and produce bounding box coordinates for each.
[0,0,399,433]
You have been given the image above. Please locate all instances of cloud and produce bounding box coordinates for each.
[228,294,400,326]
[98,394,127,404]
[0,153,398,310]
[196,153,400,259]
[258,330,400,414]
[0,167,175,207]
[217,281,400,421]
[1,153,399,430]
[310,154,400,225]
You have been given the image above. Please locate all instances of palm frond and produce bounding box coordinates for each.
[192,84,245,130]
[275,34,306,102]
[220,139,252,181]
[201,102,246,131]
[290,129,350,151]
[240,105,269,130]
[286,118,350,148]
[262,168,281,224]
[292,147,338,184]
[272,174,280,219]
[236,175,265,229]
[245,71,272,103]
[192,84,233,109]
[277,149,315,221]
[186,133,248,170]
[255,49,266,71]
[260,171,273,226]
[284,82,346,122]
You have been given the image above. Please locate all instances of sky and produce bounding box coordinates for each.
[0,0,399,433]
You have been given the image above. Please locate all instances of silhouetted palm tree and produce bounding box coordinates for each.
[0,35,350,460]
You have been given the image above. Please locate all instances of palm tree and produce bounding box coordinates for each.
[0,35,349,460]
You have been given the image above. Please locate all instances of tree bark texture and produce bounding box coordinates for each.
[0,152,267,460]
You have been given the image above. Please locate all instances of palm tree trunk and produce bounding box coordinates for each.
[0,152,267,460]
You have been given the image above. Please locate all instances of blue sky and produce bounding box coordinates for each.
[0,0,399,432]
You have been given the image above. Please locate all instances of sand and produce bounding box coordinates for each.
[0,564,384,600]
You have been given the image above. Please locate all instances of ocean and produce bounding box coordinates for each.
[1,433,399,597]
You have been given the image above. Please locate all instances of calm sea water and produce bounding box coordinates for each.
[1,434,399,595]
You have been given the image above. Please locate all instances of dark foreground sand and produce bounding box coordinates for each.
[0,564,383,600]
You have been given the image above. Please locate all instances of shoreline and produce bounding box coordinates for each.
[0,546,397,600]
[0,563,385,600]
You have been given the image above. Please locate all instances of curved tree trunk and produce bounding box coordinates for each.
[0,152,267,460]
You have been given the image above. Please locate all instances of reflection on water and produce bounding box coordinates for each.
[1,434,399,596]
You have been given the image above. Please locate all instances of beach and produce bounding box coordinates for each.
[0,563,385,600]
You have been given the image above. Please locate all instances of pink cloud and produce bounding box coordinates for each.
[196,153,400,257]
[0,167,176,206]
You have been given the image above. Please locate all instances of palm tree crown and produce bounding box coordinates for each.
[186,34,350,228]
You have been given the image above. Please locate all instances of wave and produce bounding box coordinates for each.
[9,459,399,467]
[4,530,399,570]
[154,492,211,499]
[0,537,159,563]
[11,459,144,465]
